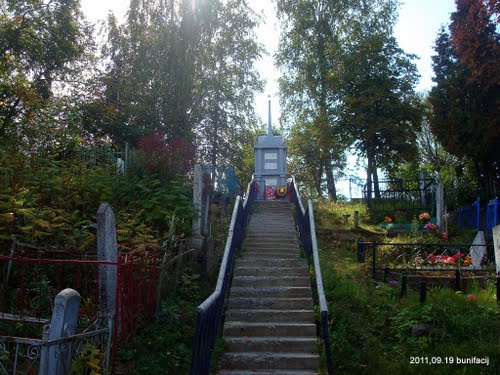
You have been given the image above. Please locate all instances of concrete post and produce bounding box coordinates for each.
[39,289,81,375]
[192,164,203,236]
[436,181,445,230]
[492,225,500,277]
[97,203,118,317]
[419,171,426,207]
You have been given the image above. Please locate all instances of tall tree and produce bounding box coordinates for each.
[194,0,264,169]
[275,0,357,200]
[338,1,422,198]
[429,0,499,196]
[0,0,91,145]
[93,0,263,172]
[340,30,422,198]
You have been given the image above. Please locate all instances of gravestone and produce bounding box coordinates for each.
[192,164,203,236]
[469,231,486,268]
[254,100,288,200]
[419,170,426,206]
[97,203,118,316]
[39,289,81,375]
[116,157,125,174]
[492,225,500,276]
[435,181,445,229]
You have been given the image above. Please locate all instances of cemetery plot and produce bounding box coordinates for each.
[358,238,496,291]
[363,177,436,214]
[0,240,157,353]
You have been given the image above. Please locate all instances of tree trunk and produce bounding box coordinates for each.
[315,157,325,197]
[325,163,337,202]
[373,164,381,199]
[366,150,373,204]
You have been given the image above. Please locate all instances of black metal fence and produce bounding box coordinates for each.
[363,179,436,215]
[290,177,333,375]
[189,179,256,375]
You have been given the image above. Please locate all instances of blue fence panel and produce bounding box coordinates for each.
[458,198,481,230]
[201,164,242,197]
[485,198,499,237]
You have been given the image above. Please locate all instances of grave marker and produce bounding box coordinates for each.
[97,203,118,316]
[436,180,445,230]
[492,225,500,276]
[469,231,486,268]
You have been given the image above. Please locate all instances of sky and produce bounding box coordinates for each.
[80,0,457,197]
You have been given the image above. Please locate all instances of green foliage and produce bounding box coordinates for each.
[117,270,211,374]
[315,199,371,229]
[276,0,352,199]
[71,343,105,375]
[0,0,92,143]
[317,219,499,374]
[429,1,500,197]
[0,147,192,251]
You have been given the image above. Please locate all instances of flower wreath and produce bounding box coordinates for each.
[276,186,287,197]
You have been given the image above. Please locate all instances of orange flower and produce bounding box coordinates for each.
[384,216,393,223]
[419,212,431,221]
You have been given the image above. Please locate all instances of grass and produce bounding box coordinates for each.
[315,201,500,375]
[116,269,213,374]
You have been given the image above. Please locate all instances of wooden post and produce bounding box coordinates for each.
[455,269,461,291]
[419,281,427,304]
[357,238,365,263]
[401,273,407,298]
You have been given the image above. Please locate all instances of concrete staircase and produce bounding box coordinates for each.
[218,201,319,375]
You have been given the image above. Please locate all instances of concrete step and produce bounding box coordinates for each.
[245,235,298,242]
[234,267,309,276]
[234,267,309,277]
[225,309,314,323]
[247,226,297,232]
[242,252,300,260]
[235,258,307,268]
[232,276,310,288]
[219,352,319,370]
[227,298,314,310]
[224,336,317,353]
[229,287,312,299]
[223,322,316,337]
[243,251,301,258]
[246,227,297,233]
[244,241,299,246]
[244,248,300,255]
[245,241,300,248]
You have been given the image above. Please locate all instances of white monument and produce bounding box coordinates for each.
[254,100,288,200]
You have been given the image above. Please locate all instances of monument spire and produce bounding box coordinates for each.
[267,98,273,136]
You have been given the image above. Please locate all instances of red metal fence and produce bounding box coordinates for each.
[0,241,157,345]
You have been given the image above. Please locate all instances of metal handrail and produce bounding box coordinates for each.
[289,176,333,375]
[190,179,256,375]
